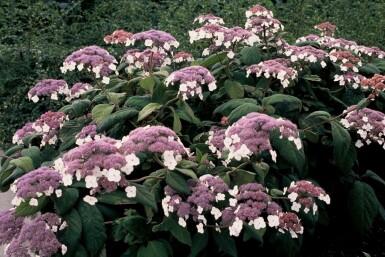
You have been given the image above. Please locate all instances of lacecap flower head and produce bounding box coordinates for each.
[28,79,69,103]
[32,111,68,147]
[130,29,179,53]
[123,48,171,76]
[104,29,133,45]
[194,13,224,25]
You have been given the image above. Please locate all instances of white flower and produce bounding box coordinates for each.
[11,196,22,206]
[85,175,98,188]
[163,151,178,170]
[106,168,121,182]
[59,221,68,230]
[102,76,110,84]
[210,207,222,220]
[228,186,238,197]
[355,140,364,148]
[291,202,301,212]
[197,206,203,214]
[318,193,331,204]
[125,186,137,198]
[229,218,243,237]
[178,217,187,227]
[31,95,39,103]
[61,245,68,255]
[197,223,204,234]
[83,195,98,205]
[288,192,298,202]
[253,217,266,230]
[227,51,235,59]
[62,174,73,186]
[269,150,277,162]
[29,198,38,206]
[267,215,279,227]
[162,196,171,217]
[215,193,225,202]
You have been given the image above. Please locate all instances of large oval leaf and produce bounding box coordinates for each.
[57,209,82,257]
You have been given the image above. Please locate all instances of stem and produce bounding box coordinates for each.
[0,155,14,161]
[89,71,112,100]
[226,160,250,176]
[146,97,179,124]
[153,154,166,168]
[127,175,165,183]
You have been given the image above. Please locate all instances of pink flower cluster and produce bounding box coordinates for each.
[10,167,62,207]
[32,111,68,147]
[329,50,362,72]
[354,45,385,59]
[123,49,171,76]
[12,122,35,145]
[340,106,385,149]
[295,34,320,43]
[207,113,301,163]
[75,124,102,145]
[104,29,133,45]
[334,72,365,89]
[165,66,217,100]
[60,45,117,83]
[173,51,194,63]
[285,180,330,214]
[54,137,140,204]
[120,126,187,170]
[194,13,224,25]
[322,38,357,51]
[244,5,283,40]
[4,212,67,257]
[361,74,385,93]
[246,58,297,88]
[284,45,327,68]
[65,82,92,101]
[130,29,179,53]
[28,79,69,103]
[314,21,337,37]
[245,4,273,18]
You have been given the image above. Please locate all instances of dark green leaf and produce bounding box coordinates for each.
[124,95,152,108]
[92,104,115,124]
[97,190,135,205]
[169,106,182,133]
[359,63,381,74]
[240,46,261,65]
[175,168,198,179]
[58,209,82,257]
[224,80,244,99]
[153,215,192,246]
[165,171,191,194]
[213,230,238,257]
[73,244,89,257]
[15,196,48,216]
[52,187,79,215]
[355,98,371,112]
[21,146,41,168]
[213,98,259,117]
[331,121,353,173]
[231,169,256,185]
[122,215,150,239]
[199,52,228,69]
[137,239,172,257]
[137,103,162,121]
[348,181,379,235]
[132,183,158,211]
[262,94,302,111]
[71,99,92,117]
[362,170,385,187]
[267,230,303,257]
[302,74,321,82]
[1,145,24,166]
[228,103,262,125]
[189,230,209,257]
[97,108,138,133]
[243,223,265,245]
[59,137,76,152]
[77,201,107,256]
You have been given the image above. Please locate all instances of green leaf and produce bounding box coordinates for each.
[10,156,34,172]
[77,200,107,256]
[1,167,24,187]
[331,121,353,173]
[224,80,244,99]
[199,52,228,69]
[240,46,261,65]
[270,130,306,174]
[302,74,322,82]
[97,190,135,205]
[132,183,158,211]
[137,103,162,122]
[107,92,126,105]
[153,215,192,246]
[189,230,208,257]
[262,94,302,111]
[92,104,115,124]
[73,244,89,257]
[97,108,138,133]
[294,40,320,48]
[122,215,150,239]
[1,145,24,166]
[59,137,76,152]
[57,209,82,257]
[305,111,331,120]
[165,171,191,194]
[231,169,256,186]
[177,100,201,125]
[213,98,259,116]
[169,106,182,133]
[355,98,371,112]
[21,146,41,167]
[175,168,198,179]
[228,103,262,125]
[139,76,156,93]
[15,196,49,216]
[71,99,92,117]
[267,230,303,257]
[362,170,385,187]
[213,230,238,257]
[243,223,265,245]
[52,187,79,215]
[137,239,172,257]
[124,95,152,108]
[177,160,198,169]
[252,162,269,184]
[348,181,379,235]
[359,63,381,74]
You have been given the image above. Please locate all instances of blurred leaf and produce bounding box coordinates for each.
[137,103,162,121]
[348,181,379,235]
[92,104,115,124]
[243,223,265,245]
[125,95,152,108]
[225,80,244,99]
[21,146,41,167]
[359,63,381,74]
[77,200,107,256]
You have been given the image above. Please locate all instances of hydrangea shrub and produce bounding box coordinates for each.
[1,4,384,257]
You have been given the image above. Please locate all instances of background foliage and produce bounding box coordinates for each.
[1,0,385,148]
